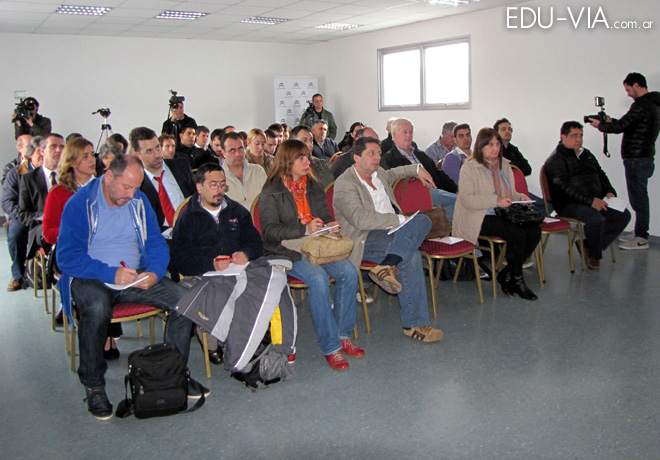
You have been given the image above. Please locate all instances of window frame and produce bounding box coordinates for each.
[378,35,471,111]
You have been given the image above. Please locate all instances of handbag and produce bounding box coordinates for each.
[418,206,452,239]
[495,203,544,226]
[282,232,354,265]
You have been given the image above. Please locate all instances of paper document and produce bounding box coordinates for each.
[428,236,464,245]
[203,262,250,277]
[311,224,339,235]
[604,196,627,212]
[105,275,149,291]
[512,200,534,204]
[543,217,560,223]
[387,211,420,235]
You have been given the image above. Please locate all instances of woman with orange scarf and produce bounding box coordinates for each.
[260,140,363,371]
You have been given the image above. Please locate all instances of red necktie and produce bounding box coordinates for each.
[50,171,57,187]
[155,170,175,227]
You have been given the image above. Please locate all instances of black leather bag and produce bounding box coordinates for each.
[495,203,544,226]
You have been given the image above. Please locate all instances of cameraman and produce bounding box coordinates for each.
[11,97,51,139]
[161,100,196,139]
[588,72,660,250]
[299,93,337,140]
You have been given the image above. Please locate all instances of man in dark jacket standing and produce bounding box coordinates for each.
[545,121,631,269]
[589,72,660,250]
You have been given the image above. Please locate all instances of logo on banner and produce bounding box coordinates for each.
[300,91,307,98]
[280,118,286,124]
[278,100,286,107]
[293,100,301,107]
[293,82,300,89]
[307,82,315,89]
[285,91,292,98]
[278,82,286,89]
[286,109,293,116]
[295,117,300,124]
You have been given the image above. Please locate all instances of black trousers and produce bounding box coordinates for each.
[480,215,541,274]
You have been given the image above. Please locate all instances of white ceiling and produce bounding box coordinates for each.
[0,0,527,44]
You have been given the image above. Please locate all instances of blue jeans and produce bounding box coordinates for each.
[289,256,358,355]
[363,214,431,329]
[430,189,457,220]
[559,204,631,260]
[71,277,192,388]
[7,219,28,280]
[624,157,655,239]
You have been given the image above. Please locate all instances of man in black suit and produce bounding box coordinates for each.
[130,127,195,235]
[18,133,64,259]
[380,118,458,219]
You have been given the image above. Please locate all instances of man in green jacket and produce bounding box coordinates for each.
[300,93,337,140]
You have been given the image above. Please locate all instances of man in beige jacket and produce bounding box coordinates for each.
[333,136,444,343]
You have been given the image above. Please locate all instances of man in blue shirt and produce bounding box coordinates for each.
[57,154,199,420]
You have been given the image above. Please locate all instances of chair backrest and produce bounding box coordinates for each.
[510,165,529,196]
[172,196,192,227]
[436,159,443,170]
[393,178,433,214]
[539,165,552,216]
[330,152,341,164]
[250,194,262,235]
[325,182,335,220]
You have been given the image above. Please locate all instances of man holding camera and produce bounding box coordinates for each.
[161,100,196,139]
[12,97,51,139]
[300,93,337,140]
[588,72,660,250]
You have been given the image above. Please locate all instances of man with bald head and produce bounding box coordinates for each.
[57,154,200,420]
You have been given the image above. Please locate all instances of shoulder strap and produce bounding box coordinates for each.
[115,375,134,418]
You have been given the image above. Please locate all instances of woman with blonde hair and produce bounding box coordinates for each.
[259,140,363,371]
[246,128,274,173]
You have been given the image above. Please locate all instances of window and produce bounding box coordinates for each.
[378,36,471,111]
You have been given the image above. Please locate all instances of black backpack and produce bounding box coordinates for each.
[116,343,205,419]
[231,330,291,389]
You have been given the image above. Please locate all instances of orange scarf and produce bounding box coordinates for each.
[283,175,312,224]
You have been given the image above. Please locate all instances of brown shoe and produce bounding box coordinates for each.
[7,278,22,292]
[403,325,445,342]
[587,256,600,270]
[369,265,402,294]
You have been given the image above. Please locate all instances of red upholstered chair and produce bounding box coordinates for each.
[420,239,483,317]
[330,152,342,164]
[393,178,433,213]
[66,303,163,372]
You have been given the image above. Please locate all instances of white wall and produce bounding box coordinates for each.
[312,0,660,234]
[2,0,660,234]
[0,33,310,151]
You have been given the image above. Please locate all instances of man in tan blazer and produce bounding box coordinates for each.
[333,136,444,343]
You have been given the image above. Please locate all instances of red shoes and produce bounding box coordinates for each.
[340,339,365,358]
[325,351,349,371]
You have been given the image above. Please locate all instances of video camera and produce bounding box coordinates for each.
[583,96,606,124]
[92,108,111,119]
[584,96,610,157]
[304,99,316,116]
[169,89,185,109]
[13,98,35,123]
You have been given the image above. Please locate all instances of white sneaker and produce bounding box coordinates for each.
[618,231,635,242]
[356,292,374,304]
[619,236,649,250]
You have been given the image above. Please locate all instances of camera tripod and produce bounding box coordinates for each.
[93,108,112,152]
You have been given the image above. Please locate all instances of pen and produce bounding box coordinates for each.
[214,256,233,262]
[120,260,128,268]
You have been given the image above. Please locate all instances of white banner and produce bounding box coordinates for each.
[273,76,318,127]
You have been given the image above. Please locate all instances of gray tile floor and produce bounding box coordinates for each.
[1,231,659,460]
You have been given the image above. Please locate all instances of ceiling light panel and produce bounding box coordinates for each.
[155,10,208,20]
[241,16,288,25]
[55,5,112,16]
[314,22,360,30]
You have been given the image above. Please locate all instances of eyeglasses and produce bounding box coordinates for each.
[204,181,225,190]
